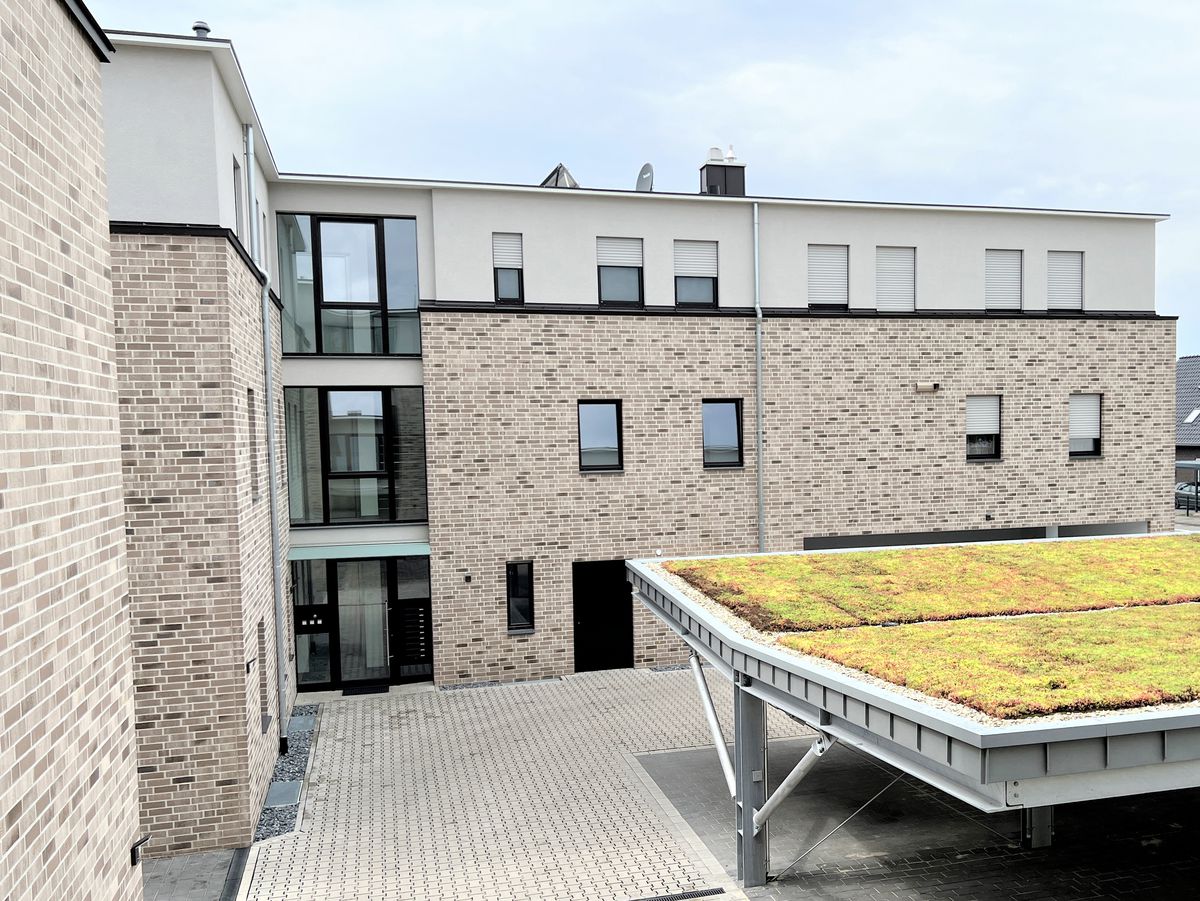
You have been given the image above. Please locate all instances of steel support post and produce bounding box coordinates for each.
[735,674,769,886]
[1021,806,1054,848]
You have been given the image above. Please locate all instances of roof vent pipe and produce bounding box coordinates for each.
[192,20,211,38]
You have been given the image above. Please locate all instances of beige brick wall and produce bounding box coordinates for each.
[421,312,1175,684]
[112,232,287,855]
[0,1,142,899]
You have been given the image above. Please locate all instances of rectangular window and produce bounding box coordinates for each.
[277,214,420,356]
[1048,251,1083,311]
[674,240,718,306]
[284,386,428,525]
[256,618,269,731]
[248,388,260,501]
[233,158,244,239]
[493,232,524,304]
[506,561,534,631]
[578,400,623,471]
[597,237,643,305]
[808,244,849,307]
[1069,393,1102,457]
[985,249,1022,310]
[966,395,1002,460]
[876,246,915,312]
[702,399,743,467]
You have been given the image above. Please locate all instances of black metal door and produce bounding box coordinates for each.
[572,559,634,672]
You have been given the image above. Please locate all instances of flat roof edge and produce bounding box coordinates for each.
[273,172,1168,220]
[61,0,114,61]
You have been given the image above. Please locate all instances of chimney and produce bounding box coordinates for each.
[192,20,211,38]
[699,144,746,196]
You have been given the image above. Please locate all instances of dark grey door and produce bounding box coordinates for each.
[572,560,634,672]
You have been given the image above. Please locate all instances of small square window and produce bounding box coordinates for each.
[676,276,717,306]
[495,268,523,304]
[506,561,534,631]
[578,400,623,471]
[702,400,743,467]
[598,266,642,305]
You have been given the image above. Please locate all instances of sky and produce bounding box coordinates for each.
[90,0,1198,356]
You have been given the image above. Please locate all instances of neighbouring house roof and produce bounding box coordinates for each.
[1179,356,1200,450]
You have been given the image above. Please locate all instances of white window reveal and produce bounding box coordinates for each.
[1186,408,1200,425]
[596,236,643,266]
[808,244,849,306]
[492,232,523,268]
[1069,393,1102,457]
[1047,251,1083,311]
[673,240,718,277]
[985,249,1022,311]
[875,246,915,312]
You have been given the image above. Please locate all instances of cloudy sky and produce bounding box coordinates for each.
[91,0,1197,354]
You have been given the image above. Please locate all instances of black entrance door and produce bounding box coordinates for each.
[572,560,634,672]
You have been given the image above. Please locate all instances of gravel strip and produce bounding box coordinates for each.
[253,704,319,842]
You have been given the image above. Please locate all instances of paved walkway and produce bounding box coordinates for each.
[143,849,237,901]
[241,668,803,901]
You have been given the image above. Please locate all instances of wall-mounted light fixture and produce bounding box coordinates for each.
[131,834,152,866]
[915,382,940,393]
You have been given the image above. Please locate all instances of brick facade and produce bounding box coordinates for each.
[0,1,142,899]
[421,312,1175,684]
[111,232,288,855]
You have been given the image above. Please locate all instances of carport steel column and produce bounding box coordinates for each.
[734,672,768,886]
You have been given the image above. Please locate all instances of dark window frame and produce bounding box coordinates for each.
[506,560,535,632]
[1069,393,1103,459]
[278,212,420,358]
[287,384,429,527]
[577,399,624,472]
[674,275,718,308]
[702,398,744,468]
[494,267,524,305]
[597,265,644,307]
[965,395,1002,462]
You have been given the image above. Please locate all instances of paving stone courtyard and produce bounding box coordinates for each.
[237,667,1200,901]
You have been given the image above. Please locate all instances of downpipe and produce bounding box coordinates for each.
[753,202,766,553]
[246,123,290,754]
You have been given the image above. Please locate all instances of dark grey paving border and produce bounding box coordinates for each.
[218,847,249,901]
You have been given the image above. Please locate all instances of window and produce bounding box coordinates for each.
[876,246,915,312]
[284,386,427,525]
[966,395,1001,460]
[597,237,643,305]
[277,214,419,356]
[233,158,244,239]
[256,618,269,732]
[702,400,743,467]
[248,388,260,500]
[578,400,622,471]
[674,240,718,306]
[493,232,524,304]
[1048,251,1083,311]
[808,244,849,307]
[1069,393,1102,457]
[506,561,534,631]
[985,249,1022,311]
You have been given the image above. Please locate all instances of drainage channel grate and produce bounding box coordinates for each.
[630,890,725,901]
[650,663,692,673]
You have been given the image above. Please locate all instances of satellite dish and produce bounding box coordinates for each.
[636,163,654,192]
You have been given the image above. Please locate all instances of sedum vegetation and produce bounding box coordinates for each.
[780,603,1200,719]
[663,535,1200,632]
[663,535,1200,718]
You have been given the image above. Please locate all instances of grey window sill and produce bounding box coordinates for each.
[507,628,535,637]
[966,457,1003,464]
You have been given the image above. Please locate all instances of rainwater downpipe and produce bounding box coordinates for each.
[245,123,290,754]
[753,202,766,553]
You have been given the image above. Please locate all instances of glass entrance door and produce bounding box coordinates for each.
[290,556,433,689]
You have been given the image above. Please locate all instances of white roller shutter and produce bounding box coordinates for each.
[492,233,523,268]
[808,244,848,306]
[674,240,718,277]
[876,246,915,312]
[1047,251,1083,310]
[597,237,643,266]
[1069,393,1101,439]
[985,249,1022,310]
[965,395,1001,434]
